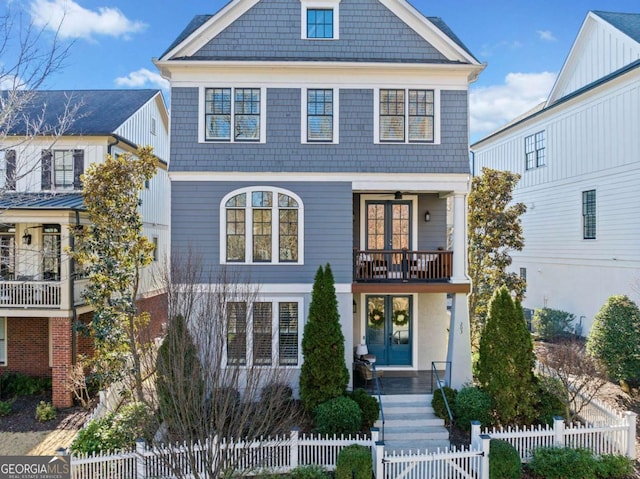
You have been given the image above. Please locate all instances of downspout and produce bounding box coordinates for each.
[70,210,80,365]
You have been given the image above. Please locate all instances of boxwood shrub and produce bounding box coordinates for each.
[489,439,521,479]
[315,396,361,435]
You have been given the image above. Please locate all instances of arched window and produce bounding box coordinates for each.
[221,187,303,264]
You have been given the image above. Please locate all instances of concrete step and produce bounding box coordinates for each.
[379,393,432,404]
[383,425,450,441]
[377,415,444,427]
[384,439,452,453]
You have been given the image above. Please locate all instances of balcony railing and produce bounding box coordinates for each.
[354,249,453,282]
[0,281,61,308]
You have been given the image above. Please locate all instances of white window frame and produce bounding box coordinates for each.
[0,316,6,366]
[198,87,267,144]
[373,88,441,145]
[301,87,339,144]
[0,151,7,190]
[301,0,340,40]
[53,150,74,190]
[220,186,304,265]
[223,297,303,369]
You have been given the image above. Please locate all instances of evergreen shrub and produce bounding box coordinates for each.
[335,444,372,479]
[532,308,575,340]
[432,386,457,425]
[454,386,492,432]
[489,439,521,479]
[314,396,361,435]
[349,388,379,429]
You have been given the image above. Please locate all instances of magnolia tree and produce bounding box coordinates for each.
[70,147,157,401]
[152,253,302,477]
[468,167,527,347]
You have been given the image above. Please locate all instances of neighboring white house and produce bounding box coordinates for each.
[0,89,170,407]
[471,11,640,335]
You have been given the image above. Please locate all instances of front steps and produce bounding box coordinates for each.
[374,394,451,453]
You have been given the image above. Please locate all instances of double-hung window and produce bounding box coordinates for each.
[41,149,84,191]
[0,150,16,190]
[301,1,339,39]
[222,187,303,264]
[204,88,263,142]
[582,190,596,240]
[0,225,15,280]
[377,89,435,143]
[225,300,301,367]
[303,88,337,143]
[525,131,545,169]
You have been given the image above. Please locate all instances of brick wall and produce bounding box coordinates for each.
[137,292,168,342]
[3,317,50,377]
[50,316,72,408]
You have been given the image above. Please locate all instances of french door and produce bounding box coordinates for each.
[366,201,411,251]
[365,295,412,366]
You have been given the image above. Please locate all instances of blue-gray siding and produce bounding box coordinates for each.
[170,88,469,173]
[192,0,449,63]
[171,181,353,284]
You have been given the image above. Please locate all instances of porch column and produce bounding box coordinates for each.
[451,192,467,283]
[446,292,472,389]
[51,316,73,408]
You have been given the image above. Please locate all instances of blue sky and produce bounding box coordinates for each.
[3,0,639,141]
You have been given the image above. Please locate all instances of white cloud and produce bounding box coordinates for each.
[470,71,557,139]
[115,68,169,92]
[29,0,146,40]
[537,30,557,42]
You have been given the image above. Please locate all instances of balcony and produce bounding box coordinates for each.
[354,249,452,282]
[0,280,62,308]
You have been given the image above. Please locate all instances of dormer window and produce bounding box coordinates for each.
[301,0,340,40]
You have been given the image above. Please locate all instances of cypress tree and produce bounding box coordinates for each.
[300,264,349,413]
[477,286,537,425]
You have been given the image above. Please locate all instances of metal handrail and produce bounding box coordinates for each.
[431,360,453,437]
[371,362,384,442]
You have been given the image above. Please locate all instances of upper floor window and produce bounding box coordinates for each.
[0,150,16,191]
[0,224,15,280]
[582,190,596,240]
[303,88,338,143]
[221,187,304,264]
[41,149,84,191]
[43,224,61,281]
[376,89,436,143]
[525,131,545,169]
[301,0,340,39]
[203,88,264,142]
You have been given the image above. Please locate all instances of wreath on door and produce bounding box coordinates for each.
[368,308,385,328]
[393,309,409,326]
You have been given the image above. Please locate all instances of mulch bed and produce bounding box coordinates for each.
[0,394,89,433]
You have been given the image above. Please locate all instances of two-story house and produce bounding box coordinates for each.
[471,11,640,336]
[156,0,483,393]
[0,89,170,407]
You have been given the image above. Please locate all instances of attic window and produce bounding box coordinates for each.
[301,0,340,40]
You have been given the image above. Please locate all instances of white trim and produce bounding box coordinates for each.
[220,186,305,265]
[359,194,418,251]
[173,283,352,294]
[171,170,470,191]
[301,87,340,144]
[300,0,341,40]
[223,296,304,368]
[198,86,267,144]
[0,316,5,366]
[373,88,441,145]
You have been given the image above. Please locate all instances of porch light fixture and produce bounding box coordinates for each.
[22,231,32,245]
[424,211,430,222]
[394,191,402,200]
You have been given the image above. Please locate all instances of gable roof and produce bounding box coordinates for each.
[3,89,161,136]
[158,0,480,65]
[592,10,640,42]
[546,10,640,105]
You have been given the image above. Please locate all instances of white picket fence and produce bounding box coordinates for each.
[471,411,637,463]
[68,401,637,479]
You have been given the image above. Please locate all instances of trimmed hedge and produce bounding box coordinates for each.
[315,396,361,435]
[432,387,457,425]
[489,439,521,479]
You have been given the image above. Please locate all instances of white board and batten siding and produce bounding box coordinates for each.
[549,12,640,104]
[472,66,640,335]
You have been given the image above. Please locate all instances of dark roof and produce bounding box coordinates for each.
[426,16,478,62]
[0,192,85,210]
[3,89,159,136]
[161,14,213,58]
[161,5,477,62]
[471,58,640,147]
[593,11,640,43]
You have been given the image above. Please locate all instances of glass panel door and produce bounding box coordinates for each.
[365,295,411,366]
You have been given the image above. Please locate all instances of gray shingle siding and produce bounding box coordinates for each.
[191,0,449,63]
[171,181,353,284]
[169,87,469,173]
